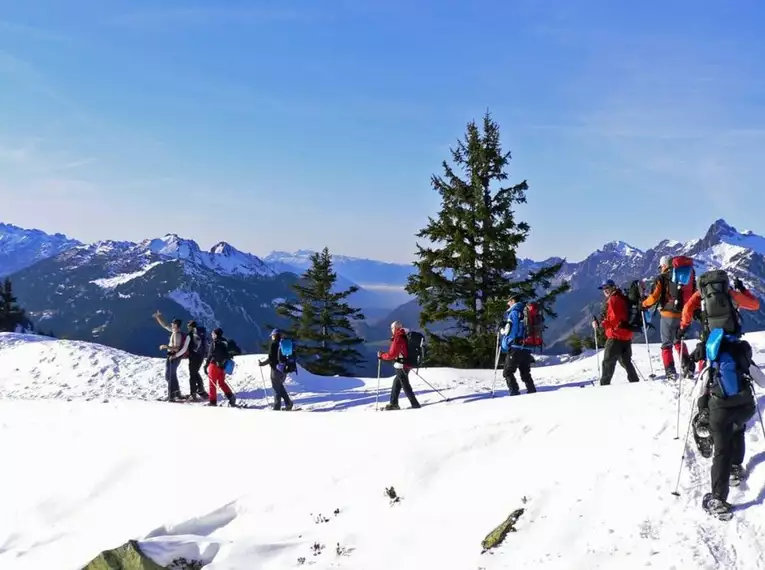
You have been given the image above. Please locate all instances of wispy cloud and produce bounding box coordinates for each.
[61,157,97,170]
[0,20,74,43]
[111,5,315,28]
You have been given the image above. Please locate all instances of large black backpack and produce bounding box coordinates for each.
[621,280,644,332]
[698,270,740,335]
[404,330,425,368]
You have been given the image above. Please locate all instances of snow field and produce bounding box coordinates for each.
[1,332,765,569]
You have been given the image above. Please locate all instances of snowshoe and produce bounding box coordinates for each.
[692,413,713,458]
[702,493,733,521]
[695,409,711,438]
[383,404,400,411]
[730,464,745,487]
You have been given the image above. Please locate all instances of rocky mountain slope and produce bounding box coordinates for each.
[367,220,765,352]
[0,222,82,277]
[8,235,297,357]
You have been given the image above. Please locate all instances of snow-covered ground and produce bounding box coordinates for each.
[2,331,765,569]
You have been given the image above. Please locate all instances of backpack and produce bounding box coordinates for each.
[178,332,190,359]
[663,256,696,310]
[705,328,752,398]
[226,338,242,357]
[404,330,425,368]
[278,338,298,374]
[621,281,644,332]
[698,270,741,336]
[522,302,544,348]
[190,326,208,357]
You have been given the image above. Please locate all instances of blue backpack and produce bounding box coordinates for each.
[705,328,751,398]
[278,338,298,374]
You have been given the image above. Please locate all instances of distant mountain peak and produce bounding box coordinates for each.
[210,241,236,256]
[600,240,643,257]
[705,218,738,240]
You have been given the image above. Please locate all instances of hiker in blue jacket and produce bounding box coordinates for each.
[258,329,294,410]
[501,297,537,395]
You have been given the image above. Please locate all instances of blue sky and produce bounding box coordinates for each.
[1,0,764,264]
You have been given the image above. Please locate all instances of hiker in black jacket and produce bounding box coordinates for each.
[187,321,208,400]
[258,328,293,410]
[204,328,236,407]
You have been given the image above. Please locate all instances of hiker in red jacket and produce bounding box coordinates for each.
[592,280,640,385]
[377,321,421,410]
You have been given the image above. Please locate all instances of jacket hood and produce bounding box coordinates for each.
[507,302,525,313]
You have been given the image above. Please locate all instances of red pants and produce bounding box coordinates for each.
[661,342,689,369]
[207,363,233,402]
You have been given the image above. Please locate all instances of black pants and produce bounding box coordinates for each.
[600,339,640,385]
[165,357,181,397]
[188,355,205,395]
[709,398,755,501]
[270,368,292,409]
[503,348,536,394]
[390,368,420,407]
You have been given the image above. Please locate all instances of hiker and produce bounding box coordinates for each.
[258,329,294,410]
[204,327,236,407]
[377,320,421,410]
[677,271,759,515]
[153,310,190,400]
[641,255,694,380]
[500,297,537,395]
[187,320,208,400]
[592,280,640,385]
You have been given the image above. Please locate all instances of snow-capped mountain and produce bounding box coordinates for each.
[7,234,297,357]
[368,219,765,352]
[0,222,81,276]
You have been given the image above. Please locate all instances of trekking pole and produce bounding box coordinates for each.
[376,358,382,411]
[413,370,449,402]
[640,310,656,378]
[593,327,601,385]
[631,360,646,382]
[491,332,501,398]
[258,367,270,408]
[675,372,684,439]
[671,370,703,496]
[751,383,765,440]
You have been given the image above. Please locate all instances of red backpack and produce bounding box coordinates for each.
[523,302,544,348]
[664,256,696,310]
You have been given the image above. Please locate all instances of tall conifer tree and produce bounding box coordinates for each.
[406,111,570,367]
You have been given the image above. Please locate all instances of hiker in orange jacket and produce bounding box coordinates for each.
[642,256,693,380]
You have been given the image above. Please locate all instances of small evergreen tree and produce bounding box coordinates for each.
[567,332,583,356]
[406,111,570,368]
[0,278,28,332]
[275,248,366,375]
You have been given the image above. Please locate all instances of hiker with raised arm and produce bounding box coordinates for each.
[153,310,190,401]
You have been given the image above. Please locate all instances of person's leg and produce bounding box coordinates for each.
[207,363,218,403]
[660,317,677,378]
[271,369,292,409]
[599,339,618,385]
[504,349,521,394]
[709,403,736,502]
[518,350,536,392]
[398,369,420,408]
[388,371,403,408]
[618,341,640,383]
[169,358,181,397]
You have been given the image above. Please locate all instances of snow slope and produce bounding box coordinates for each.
[2,332,765,569]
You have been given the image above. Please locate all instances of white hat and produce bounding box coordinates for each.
[659,255,672,268]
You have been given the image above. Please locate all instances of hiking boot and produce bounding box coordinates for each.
[411,402,421,409]
[198,390,209,399]
[227,395,237,407]
[702,493,732,519]
[730,464,745,487]
[695,408,710,438]
[207,401,217,407]
[284,402,294,411]
[384,404,400,411]
[682,367,694,379]
[525,382,537,394]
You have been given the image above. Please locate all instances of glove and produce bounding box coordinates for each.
[258,359,267,366]
[676,327,689,340]
[591,319,599,330]
[733,277,745,291]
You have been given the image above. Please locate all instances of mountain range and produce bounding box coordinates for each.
[1,218,764,367]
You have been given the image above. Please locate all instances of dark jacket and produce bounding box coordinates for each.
[205,337,230,368]
[260,336,281,369]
